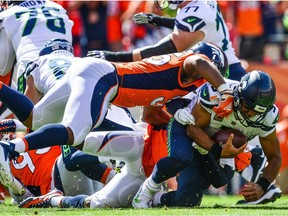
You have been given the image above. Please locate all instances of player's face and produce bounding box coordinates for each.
[240,101,260,119]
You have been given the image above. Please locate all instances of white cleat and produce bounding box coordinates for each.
[0,142,23,195]
[132,177,160,208]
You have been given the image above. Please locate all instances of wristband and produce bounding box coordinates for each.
[256,177,271,193]
[217,83,229,93]
[210,142,222,161]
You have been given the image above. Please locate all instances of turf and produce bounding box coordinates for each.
[1,194,287,216]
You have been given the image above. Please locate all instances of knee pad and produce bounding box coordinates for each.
[82,131,108,155]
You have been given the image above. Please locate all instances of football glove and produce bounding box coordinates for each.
[174,107,195,125]
[87,50,107,59]
[192,142,208,155]
[213,84,234,117]
[133,13,158,25]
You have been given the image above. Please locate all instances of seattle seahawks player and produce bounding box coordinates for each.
[88,0,245,81]
[133,70,282,208]
[0,0,73,119]
[0,39,119,203]
[131,0,280,201]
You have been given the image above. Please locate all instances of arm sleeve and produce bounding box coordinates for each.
[140,37,177,59]
[151,15,175,29]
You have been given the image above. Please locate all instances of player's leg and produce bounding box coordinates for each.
[52,156,100,196]
[132,118,194,208]
[85,166,146,208]
[60,145,115,187]
[83,130,145,175]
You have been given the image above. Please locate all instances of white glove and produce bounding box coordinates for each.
[133,13,154,24]
[174,108,195,125]
[192,142,208,155]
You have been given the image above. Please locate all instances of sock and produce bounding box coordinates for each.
[241,165,253,182]
[0,82,33,122]
[51,196,64,207]
[11,138,26,153]
[147,176,161,190]
[24,124,68,151]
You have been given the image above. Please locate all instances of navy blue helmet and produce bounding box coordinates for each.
[39,38,74,56]
[190,41,228,77]
[234,70,276,126]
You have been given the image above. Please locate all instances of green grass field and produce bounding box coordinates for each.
[1,195,287,216]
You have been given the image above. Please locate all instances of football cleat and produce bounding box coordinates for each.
[132,177,161,208]
[0,119,16,134]
[0,141,21,193]
[237,184,282,205]
[19,189,63,208]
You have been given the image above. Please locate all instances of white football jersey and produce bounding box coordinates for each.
[187,79,279,140]
[0,0,73,89]
[175,0,239,65]
[24,52,75,95]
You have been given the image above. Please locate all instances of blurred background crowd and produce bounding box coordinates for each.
[54,1,288,63]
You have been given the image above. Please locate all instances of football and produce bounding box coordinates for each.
[212,128,247,148]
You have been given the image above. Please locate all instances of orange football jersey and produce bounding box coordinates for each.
[112,52,206,107]
[10,146,61,195]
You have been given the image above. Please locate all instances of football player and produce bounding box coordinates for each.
[133,70,282,208]
[0,41,240,168]
[0,0,73,119]
[0,39,118,203]
[88,0,245,81]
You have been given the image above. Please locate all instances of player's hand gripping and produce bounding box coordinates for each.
[87,50,107,59]
[221,134,247,158]
[213,84,234,117]
[133,13,159,26]
[174,108,195,125]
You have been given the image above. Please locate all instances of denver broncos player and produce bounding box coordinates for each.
[0,0,73,119]
[133,70,281,208]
